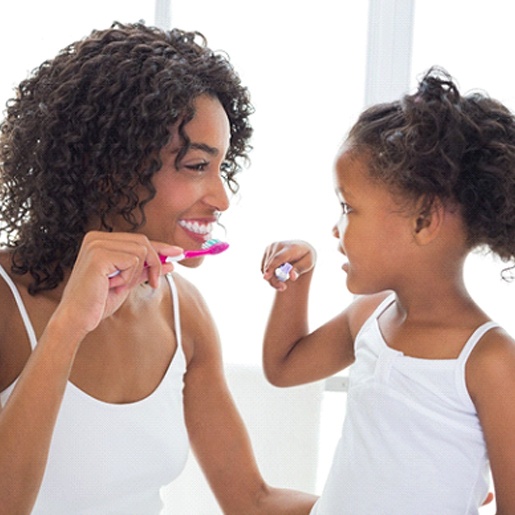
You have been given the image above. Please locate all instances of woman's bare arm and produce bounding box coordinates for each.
[0,232,179,514]
[178,275,317,514]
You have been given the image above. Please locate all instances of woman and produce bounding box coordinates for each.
[0,22,316,514]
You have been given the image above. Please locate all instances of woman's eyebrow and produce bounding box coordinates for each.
[189,142,219,155]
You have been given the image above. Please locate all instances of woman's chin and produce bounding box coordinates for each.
[178,256,205,269]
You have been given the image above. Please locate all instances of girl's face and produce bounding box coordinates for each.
[134,94,231,266]
[332,146,419,294]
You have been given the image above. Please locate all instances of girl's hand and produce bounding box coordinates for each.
[261,240,316,291]
[51,231,183,340]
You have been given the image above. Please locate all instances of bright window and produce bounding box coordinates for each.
[412,0,515,339]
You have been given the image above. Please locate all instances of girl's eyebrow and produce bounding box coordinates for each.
[336,185,353,199]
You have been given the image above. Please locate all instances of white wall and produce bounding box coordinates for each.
[411,0,515,341]
[1,3,513,513]
[161,364,324,513]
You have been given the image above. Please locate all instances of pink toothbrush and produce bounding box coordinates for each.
[160,238,229,263]
[108,239,229,278]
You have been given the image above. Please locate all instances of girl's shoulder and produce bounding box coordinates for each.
[466,324,515,402]
[346,290,394,340]
[467,323,515,368]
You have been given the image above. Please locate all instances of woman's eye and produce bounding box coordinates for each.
[185,162,208,172]
[341,202,352,215]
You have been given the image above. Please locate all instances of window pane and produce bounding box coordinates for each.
[0,2,369,365]
[411,1,515,337]
[412,1,515,109]
[0,1,155,104]
[171,1,369,363]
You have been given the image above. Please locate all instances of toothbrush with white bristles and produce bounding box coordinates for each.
[108,239,229,278]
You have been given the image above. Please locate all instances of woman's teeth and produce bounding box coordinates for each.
[179,220,213,235]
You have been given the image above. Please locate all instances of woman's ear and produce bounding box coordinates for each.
[413,197,445,245]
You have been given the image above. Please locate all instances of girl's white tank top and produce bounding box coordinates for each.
[311,293,496,514]
[0,266,189,514]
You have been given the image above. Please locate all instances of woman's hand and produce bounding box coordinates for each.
[261,240,316,291]
[52,231,182,339]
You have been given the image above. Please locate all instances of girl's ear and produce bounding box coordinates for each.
[413,197,445,245]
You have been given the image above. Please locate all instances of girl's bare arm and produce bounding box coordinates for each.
[261,240,385,387]
[468,328,515,514]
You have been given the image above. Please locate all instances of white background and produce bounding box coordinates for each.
[1,1,512,364]
[1,2,513,511]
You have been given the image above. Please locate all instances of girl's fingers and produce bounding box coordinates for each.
[261,241,316,290]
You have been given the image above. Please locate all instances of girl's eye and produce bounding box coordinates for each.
[341,202,352,215]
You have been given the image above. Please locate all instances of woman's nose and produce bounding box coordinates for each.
[205,174,230,212]
[332,223,340,239]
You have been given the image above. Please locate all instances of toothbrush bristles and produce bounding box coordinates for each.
[202,238,221,248]
[201,238,229,254]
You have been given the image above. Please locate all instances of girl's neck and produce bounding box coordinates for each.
[388,274,487,329]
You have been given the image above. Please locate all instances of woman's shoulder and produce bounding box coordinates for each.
[0,251,33,392]
[0,252,23,311]
[169,272,220,361]
[170,272,210,314]
[0,251,33,296]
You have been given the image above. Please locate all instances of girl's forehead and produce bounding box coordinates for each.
[334,148,370,185]
[333,148,408,210]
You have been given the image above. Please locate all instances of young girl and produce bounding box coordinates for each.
[261,67,515,514]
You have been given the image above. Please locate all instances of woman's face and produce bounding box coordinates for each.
[134,94,231,266]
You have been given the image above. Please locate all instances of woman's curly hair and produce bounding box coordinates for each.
[0,21,254,294]
[347,66,515,273]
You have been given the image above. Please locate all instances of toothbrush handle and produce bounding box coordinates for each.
[109,248,210,277]
[162,248,210,262]
[275,262,293,282]
[161,253,186,263]
[108,253,184,277]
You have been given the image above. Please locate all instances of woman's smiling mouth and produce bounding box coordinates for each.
[178,219,215,241]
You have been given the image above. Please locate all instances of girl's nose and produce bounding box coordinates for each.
[332,223,340,239]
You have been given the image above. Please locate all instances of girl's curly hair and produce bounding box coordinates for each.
[347,66,515,272]
[0,21,254,294]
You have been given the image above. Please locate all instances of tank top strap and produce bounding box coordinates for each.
[354,293,396,344]
[372,292,397,320]
[0,263,38,350]
[458,321,499,364]
[165,273,183,353]
[0,265,184,357]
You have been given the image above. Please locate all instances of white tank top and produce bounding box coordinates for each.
[311,294,496,515]
[0,267,189,514]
